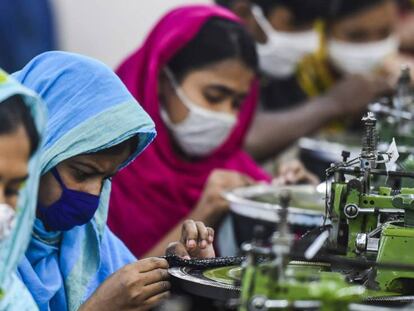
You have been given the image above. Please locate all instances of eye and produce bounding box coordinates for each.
[5,185,21,197]
[204,93,227,104]
[378,27,392,39]
[345,30,369,43]
[71,168,90,182]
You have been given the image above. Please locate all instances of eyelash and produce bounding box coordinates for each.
[5,188,19,197]
[204,94,226,104]
[5,181,25,197]
[73,168,89,182]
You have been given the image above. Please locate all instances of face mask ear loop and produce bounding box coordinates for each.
[164,67,180,90]
[164,67,196,112]
[51,167,66,189]
[251,5,273,36]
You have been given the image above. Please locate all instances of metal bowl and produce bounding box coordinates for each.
[223,184,325,246]
[298,136,361,179]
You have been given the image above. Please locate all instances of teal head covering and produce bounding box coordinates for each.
[14,51,156,311]
[0,70,46,310]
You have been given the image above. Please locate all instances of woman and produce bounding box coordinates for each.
[297,0,397,99]
[213,0,392,162]
[0,69,45,310]
[14,51,213,311]
[108,5,276,259]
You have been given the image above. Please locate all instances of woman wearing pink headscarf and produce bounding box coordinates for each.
[109,5,314,258]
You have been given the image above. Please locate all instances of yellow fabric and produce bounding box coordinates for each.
[296,21,345,133]
[297,21,335,98]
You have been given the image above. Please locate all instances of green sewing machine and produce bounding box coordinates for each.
[325,111,414,295]
[237,113,414,310]
[238,192,370,311]
[169,110,414,310]
[370,66,414,147]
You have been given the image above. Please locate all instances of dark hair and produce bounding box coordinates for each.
[328,0,391,20]
[168,17,258,82]
[0,95,40,156]
[96,136,139,157]
[214,0,238,7]
[251,0,328,26]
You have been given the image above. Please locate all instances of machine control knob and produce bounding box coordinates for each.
[341,150,351,162]
[355,233,367,252]
[344,204,359,219]
[250,296,268,311]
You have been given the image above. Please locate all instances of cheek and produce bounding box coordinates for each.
[8,197,18,210]
[59,169,103,196]
[77,179,103,196]
[38,173,62,206]
[161,86,190,124]
[167,96,190,124]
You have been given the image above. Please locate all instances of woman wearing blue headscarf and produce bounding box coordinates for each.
[0,69,45,310]
[14,51,215,311]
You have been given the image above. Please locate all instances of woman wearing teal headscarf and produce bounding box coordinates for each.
[0,69,45,310]
[14,51,215,311]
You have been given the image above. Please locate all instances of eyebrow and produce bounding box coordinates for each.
[72,161,106,175]
[206,84,236,94]
[72,161,118,179]
[205,85,247,97]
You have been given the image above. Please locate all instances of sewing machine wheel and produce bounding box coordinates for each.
[363,295,414,307]
[169,266,414,310]
[169,266,240,302]
[169,262,331,302]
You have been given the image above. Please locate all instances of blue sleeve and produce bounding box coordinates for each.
[85,226,137,299]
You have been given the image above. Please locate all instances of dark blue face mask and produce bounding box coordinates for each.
[37,167,101,232]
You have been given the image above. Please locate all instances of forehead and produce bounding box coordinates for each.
[183,59,255,92]
[0,127,30,180]
[64,147,131,172]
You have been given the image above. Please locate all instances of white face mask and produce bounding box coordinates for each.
[328,36,399,75]
[161,68,237,157]
[251,5,319,78]
[0,203,16,241]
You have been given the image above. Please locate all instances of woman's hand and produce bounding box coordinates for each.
[194,169,255,225]
[79,258,170,311]
[273,160,319,186]
[166,219,215,259]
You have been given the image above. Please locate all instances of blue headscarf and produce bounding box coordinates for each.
[14,51,156,311]
[0,70,46,310]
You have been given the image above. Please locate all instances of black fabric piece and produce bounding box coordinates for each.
[164,255,246,268]
[214,0,237,7]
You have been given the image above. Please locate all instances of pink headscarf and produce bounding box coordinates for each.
[108,5,270,257]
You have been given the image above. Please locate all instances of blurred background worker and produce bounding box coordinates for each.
[216,0,393,163]
[216,0,322,109]
[0,0,56,72]
[297,0,400,99]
